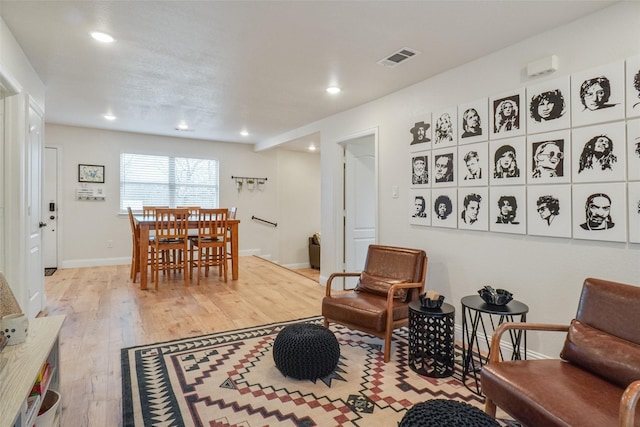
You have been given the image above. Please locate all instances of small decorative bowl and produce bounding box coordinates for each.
[478,286,513,306]
[419,294,445,309]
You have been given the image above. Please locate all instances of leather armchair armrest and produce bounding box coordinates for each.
[385,281,424,322]
[326,272,361,296]
[620,380,640,427]
[488,322,570,363]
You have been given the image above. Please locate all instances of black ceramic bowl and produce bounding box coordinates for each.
[478,287,513,306]
[419,294,445,309]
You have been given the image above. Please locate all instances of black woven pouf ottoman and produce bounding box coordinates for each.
[399,399,500,427]
[273,323,340,380]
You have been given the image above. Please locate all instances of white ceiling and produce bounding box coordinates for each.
[0,1,617,152]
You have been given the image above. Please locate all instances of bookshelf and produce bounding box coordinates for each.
[0,316,64,427]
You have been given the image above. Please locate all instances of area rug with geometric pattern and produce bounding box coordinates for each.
[122,316,517,426]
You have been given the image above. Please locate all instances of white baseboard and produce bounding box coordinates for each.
[61,257,130,269]
[281,262,311,270]
[453,324,550,360]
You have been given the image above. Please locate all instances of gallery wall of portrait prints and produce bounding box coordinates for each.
[409,54,640,244]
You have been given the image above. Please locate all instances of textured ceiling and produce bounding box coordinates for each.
[0,1,617,150]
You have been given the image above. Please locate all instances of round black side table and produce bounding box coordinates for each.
[461,295,529,395]
[408,301,455,378]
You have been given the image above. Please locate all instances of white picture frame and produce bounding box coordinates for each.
[571,60,625,128]
[489,186,527,235]
[571,122,626,183]
[409,113,432,152]
[458,187,489,231]
[458,98,488,145]
[625,54,640,119]
[489,88,526,140]
[458,141,489,187]
[526,76,571,134]
[628,182,640,243]
[489,137,526,186]
[432,107,458,148]
[572,182,627,242]
[526,184,572,238]
[431,188,458,229]
[627,119,640,181]
[432,148,457,188]
[526,130,571,185]
[410,151,430,188]
[409,189,431,226]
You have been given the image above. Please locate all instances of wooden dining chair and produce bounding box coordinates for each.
[151,208,190,288]
[142,205,168,218]
[189,208,228,284]
[127,207,147,283]
[225,207,237,263]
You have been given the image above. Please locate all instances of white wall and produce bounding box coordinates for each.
[44,124,320,268]
[266,2,640,357]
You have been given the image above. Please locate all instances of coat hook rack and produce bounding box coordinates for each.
[232,176,267,191]
[231,176,268,182]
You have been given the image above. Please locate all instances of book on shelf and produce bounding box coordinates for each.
[30,362,51,397]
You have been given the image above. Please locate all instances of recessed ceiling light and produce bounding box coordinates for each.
[103,114,116,121]
[240,130,249,137]
[326,86,341,94]
[176,122,190,131]
[90,31,115,43]
[308,144,317,151]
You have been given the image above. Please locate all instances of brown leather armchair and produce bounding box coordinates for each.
[322,245,427,363]
[481,278,640,427]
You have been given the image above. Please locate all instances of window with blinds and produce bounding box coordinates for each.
[120,153,219,212]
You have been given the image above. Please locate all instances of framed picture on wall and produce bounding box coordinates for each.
[489,88,525,139]
[409,113,432,152]
[526,130,571,185]
[410,151,430,187]
[572,182,627,242]
[526,184,572,238]
[431,188,457,229]
[409,189,431,226]
[432,148,457,187]
[489,137,526,186]
[432,107,457,148]
[458,98,488,145]
[489,185,526,235]
[628,182,640,243]
[626,54,640,118]
[628,119,640,181]
[526,76,571,134]
[458,187,489,231]
[78,164,105,183]
[458,141,488,187]
[571,121,626,183]
[571,60,625,128]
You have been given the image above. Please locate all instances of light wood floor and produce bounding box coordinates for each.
[43,256,325,427]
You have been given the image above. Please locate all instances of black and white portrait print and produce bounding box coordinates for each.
[526,76,571,134]
[626,54,640,119]
[628,182,640,243]
[627,119,640,181]
[526,185,572,238]
[571,60,625,127]
[458,142,488,187]
[527,130,571,184]
[458,187,488,231]
[489,137,526,186]
[490,186,526,235]
[411,152,430,186]
[409,189,431,226]
[572,183,627,243]
[432,149,456,187]
[571,122,626,183]
[490,88,525,139]
[432,188,457,229]
[432,107,457,148]
[409,114,432,151]
[458,98,488,145]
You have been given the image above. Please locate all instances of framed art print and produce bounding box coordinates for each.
[458,141,488,187]
[489,185,526,235]
[409,189,431,226]
[458,187,489,231]
[431,188,457,229]
[410,151,430,187]
[628,119,640,181]
[526,76,570,134]
[489,137,526,186]
[409,113,432,152]
[526,130,571,185]
[625,54,640,119]
[571,121,626,183]
[571,60,625,128]
[489,88,526,140]
[432,107,457,148]
[526,184,572,238]
[432,148,457,187]
[628,182,640,243]
[458,98,488,145]
[572,182,627,243]
[78,164,105,183]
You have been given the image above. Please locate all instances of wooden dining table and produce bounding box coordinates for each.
[133,215,240,290]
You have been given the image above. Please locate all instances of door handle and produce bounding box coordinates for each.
[39,222,47,228]
[49,216,55,220]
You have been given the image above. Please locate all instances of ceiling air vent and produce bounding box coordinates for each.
[377,47,420,68]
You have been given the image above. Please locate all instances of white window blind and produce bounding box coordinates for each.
[120,153,219,212]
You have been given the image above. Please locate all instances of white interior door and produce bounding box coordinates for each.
[26,102,44,316]
[344,135,376,288]
[43,147,58,268]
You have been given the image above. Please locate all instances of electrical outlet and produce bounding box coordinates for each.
[107,240,113,248]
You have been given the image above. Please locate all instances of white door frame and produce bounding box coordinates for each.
[43,146,62,269]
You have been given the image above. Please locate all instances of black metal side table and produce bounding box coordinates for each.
[461,295,529,395]
[408,301,455,378]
